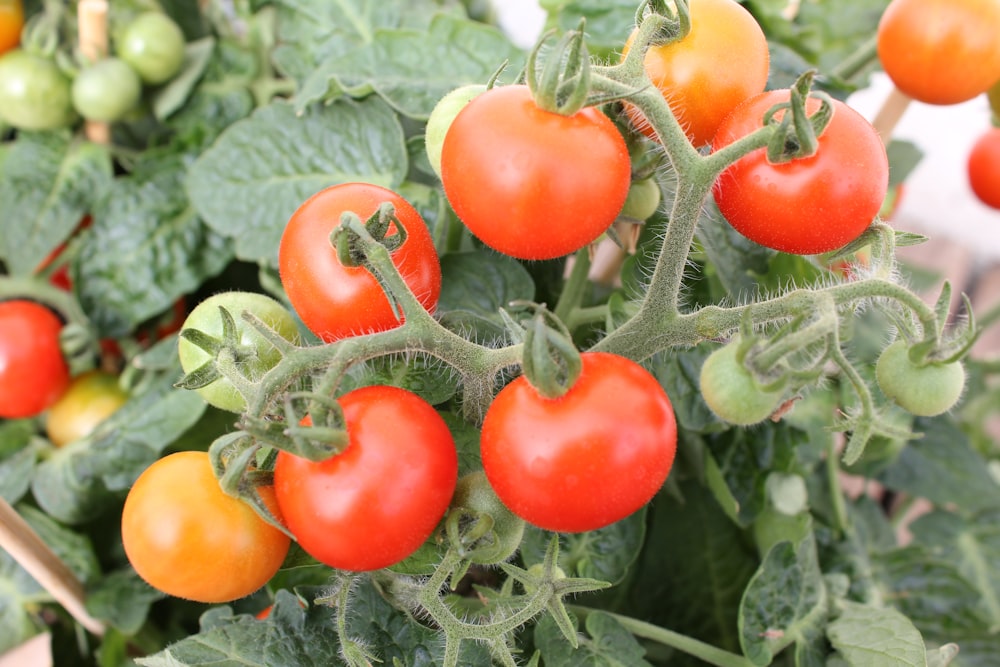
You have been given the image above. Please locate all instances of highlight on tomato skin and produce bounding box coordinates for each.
[711,90,889,256]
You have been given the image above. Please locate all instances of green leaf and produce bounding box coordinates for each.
[272,0,466,84]
[152,36,217,120]
[827,601,927,667]
[76,157,233,337]
[85,569,164,636]
[695,201,774,301]
[546,0,637,59]
[0,132,112,275]
[186,98,408,264]
[31,374,208,524]
[0,421,40,504]
[649,346,719,434]
[295,13,524,119]
[739,537,827,665]
[878,417,1000,515]
[436,250,536,342]
[533,610,653,666]
[340,354,459,405]
[520,508,646,586]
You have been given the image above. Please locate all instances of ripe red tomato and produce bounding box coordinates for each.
[0,300,70,419]
[278,183,442,342]
[121,451,290,603]
[0,0,23,55]
[621,0,769,148]
[877,0,1000,105]
[440,84,631,260]
[711,90,889,255]
[45,371,129,447]
[274,385,458,571]
[480,352,677,533]
[967,126,1000,210]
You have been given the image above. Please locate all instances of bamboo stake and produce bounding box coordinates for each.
[871,85,913,144]
[77,0,111,144]
[0,497,105,636]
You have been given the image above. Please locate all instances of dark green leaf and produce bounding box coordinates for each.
[340,354,459,405]
[520,508,646,586]
[0,436,42,505]
[186,98,408,264]
[739,536,826,665]
[649,346,719,434]
[695,201,774,300]
[0,133,112,275]
[76,157,233,337]
[547,0,638,59]
[437,250,536,342]
[85,569,164,635]
[153,36,217,120]
[295,14,524,119]
[533,610,653,666]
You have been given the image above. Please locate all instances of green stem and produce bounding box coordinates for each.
[829,33,879,83]
[824,434,850,536]
[553,247,592,325]
[568,606,755,667]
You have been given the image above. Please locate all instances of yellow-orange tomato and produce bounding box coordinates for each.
[122,451,290,603]
[45,371,129,447]
[621,0,769,148]
[877,0,1000,105]
[0,1,23,55]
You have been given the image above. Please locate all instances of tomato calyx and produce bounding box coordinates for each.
[208,431,294,537]
[333,201,409,267]
[525,20,592,115]
[514,302,582,399]
[763,72,835,164]
[639,0,692,46]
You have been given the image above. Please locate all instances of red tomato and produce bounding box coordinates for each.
[621,0,769,147]
[278,183,441,342]
[967,126,1000,210]
[121,451,290,603]
[0,300,70,419]
[711,90,889,255]
[877,0,1000,105]
[440,84,631,260]
[480,352,677,533]
[0,0,23,55]
[274,385,458,571]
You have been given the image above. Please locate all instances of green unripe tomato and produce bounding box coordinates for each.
[116,12,185,85]
[425,84,486,178]
[450,471,525,564]
[619,177,662,221]
[0,49,74,130]
[71,57,142,122]
[699,342,785,426]
[875,340,965,417]
[177,291,301,413]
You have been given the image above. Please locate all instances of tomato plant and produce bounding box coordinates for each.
[967,126,1000,210]
[0,49,74,130]
[177,291,301,412]
[0,300,70,419]
[115,11,186,85]
[711,90,889,255]
[45,370,128,447]
[876,340,966,416]
[0,0,22,55]
[877,0,1000,105]
[278,183,441,342]
[273,385,458,571]
[440,84,631,260]
[121,451,290,603]
[480,352,677,533]
[621,0,769,148]
[71,57,141,122]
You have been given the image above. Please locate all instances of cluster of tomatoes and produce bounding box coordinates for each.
[0,3,186,130]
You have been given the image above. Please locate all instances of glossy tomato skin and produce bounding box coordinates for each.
[480,352,677,533]
[877,0,1000,105]
[0,0,23,55]
[968,126,1000,210]
[0,300,70,419]
[46,371,129,447]
[116,12,186,85]
[177,291,301,413]
[279,183,441,342]
[121,451,290,603]
[274,385,458,572]
[440,84,631,260]
[621,0,769,148]
[0,49,74,130]
[712,90,888,255]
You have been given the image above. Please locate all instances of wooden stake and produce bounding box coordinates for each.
[871,85,913,144]
[77,0,111,144]
[0,497,105,637]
